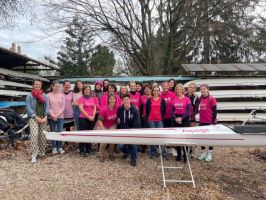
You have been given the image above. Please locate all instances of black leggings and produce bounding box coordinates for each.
[173,116,190,161]
[79,118,95,153]
[200,123,213,151]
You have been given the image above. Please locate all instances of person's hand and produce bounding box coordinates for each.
[35,117,42,124]
[88,115,94,121]
[53,116,58,122]
[41,117,47,124]
[117,118,121,124]
[175,117,182,124]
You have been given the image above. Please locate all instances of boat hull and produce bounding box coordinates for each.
[44,125,266,147]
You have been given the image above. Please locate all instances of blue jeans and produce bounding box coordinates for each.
[48,118,64,149]
[73,106,80,130]
[118,144,137,161]
[147,121,167,158]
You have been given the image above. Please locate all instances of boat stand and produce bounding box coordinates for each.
[158,143,196,188]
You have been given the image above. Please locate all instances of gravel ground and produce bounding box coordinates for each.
[0,143,265,200]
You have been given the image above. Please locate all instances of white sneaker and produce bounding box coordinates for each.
[58,148,65,154]
[52,148,58,155]
[39,153,45,157]
[205,154,212,162]
[198,152,207,160]
[31,155,37,163]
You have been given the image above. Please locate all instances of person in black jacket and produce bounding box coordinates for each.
[146,86,167,159]
[117,94,141,166]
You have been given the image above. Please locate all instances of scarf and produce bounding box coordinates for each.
[31,89,45,104]
[83,94,92,99]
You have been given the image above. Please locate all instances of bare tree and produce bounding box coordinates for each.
[43,0,265,75]
[0,0,33,28]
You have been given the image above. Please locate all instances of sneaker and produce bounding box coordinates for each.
[205,154,212,162]
[99,155,105,162]
[80,152,86,157]
[163,156,169,160]
[58,148,65,154]
[109,155,115,161]
[52,148,58,155]
[198,153,207,160]
[122,154,129,159]
[39,153,45,157]
[130,160,136,166]
[176,156,181,161]
[31,155,37,163]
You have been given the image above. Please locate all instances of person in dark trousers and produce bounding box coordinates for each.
[117,94,141,166]
[185,82,200,158]
[78,85,97,157]
[171,84,191,163]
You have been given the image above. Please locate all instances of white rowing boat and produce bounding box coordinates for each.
[44,124,266,147]
[184,78,266,87]
[195,90,266,99]
[196,113,266,122]
[0,90,29,97]
[217,102,266,110]
[0,67,49,82]
[0,80,32,89]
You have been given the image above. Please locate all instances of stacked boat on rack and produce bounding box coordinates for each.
[0,68,49,110]
[184,78,266,124]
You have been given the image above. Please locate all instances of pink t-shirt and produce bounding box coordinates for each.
[148,97,162,122]
[140,95,150,116]
[160,91,175,119]
[48,92,65,118]
[129,92,141,110]
[99,105,119,128]
[78,96,96,118]
[199,96,217,124]
[100,93,121,111]
[171,96,191,115]
[62,91,74,118]
[73,92,82,106]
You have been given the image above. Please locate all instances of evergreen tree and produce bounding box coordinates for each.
[90,45,115,76]
[57,16,94,76]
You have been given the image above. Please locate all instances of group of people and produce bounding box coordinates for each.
[26,78,217,166]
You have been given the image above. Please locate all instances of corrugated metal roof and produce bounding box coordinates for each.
[58,76,198,83]
[182,63,266,72]
[0,46,59,70]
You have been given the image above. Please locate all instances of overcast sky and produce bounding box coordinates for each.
[0,2,265,62]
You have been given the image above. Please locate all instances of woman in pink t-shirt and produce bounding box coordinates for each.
[198,84,217,162]
[138,84,151,153]
[146,86,167,159]
[129,81,141,111]
[160,82,175,128]
[97,93,119,162]
[140,84,151,125]
[100,84,121,109]
[78,85,97,157]
[171,83,191,162]
[48,81,66,155]
[73,80,83,130]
